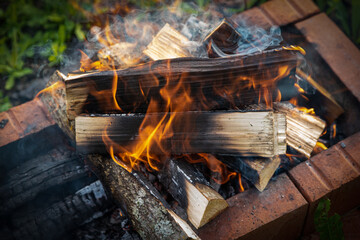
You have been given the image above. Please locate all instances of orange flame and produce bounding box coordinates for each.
[313,141,328,154]
[35,81,65,98]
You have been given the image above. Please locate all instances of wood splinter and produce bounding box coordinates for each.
[159,158,228,229]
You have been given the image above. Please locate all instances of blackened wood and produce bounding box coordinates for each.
[219,156,281,192]
[203,18,244,57]
[0,146,91,214]
[87,154,199,239]
[76,111,287,157]
[65,48,298,119]
[158,158,228,228]
[7,180,111,240]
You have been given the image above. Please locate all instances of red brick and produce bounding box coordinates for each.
[260,0,319,26]
[288,131,360,234]
[198,173,308,240]
[296,13,360,102]
[231,7,273,29]
[0,98,55,147]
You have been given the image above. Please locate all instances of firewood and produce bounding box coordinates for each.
[219,156,281,192]
[7,180,111,240]
[158,158,228,228]
[0,146,93,214]
[38,70,75,140]
[143,23,192,60]
[273,102,326,158]
[64,49,299,119]
[87,154,199,239]
[76,111,287,157]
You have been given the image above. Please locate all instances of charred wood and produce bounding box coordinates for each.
[0,146,92,214]
[5,180,111,240]
[64,49,299,119]
[76,111,287,157]
[219,156,281,192]
[158,158,228,228]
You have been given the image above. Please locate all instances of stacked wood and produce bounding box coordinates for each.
[143,23,192,60]
[87,154,199,239]
[273,102,326,158]
[158,158,228,228]
[220,156,281,192]
[75,111,287,157]
[64,49,299,119]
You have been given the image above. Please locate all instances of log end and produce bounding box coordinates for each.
[251,156,281,192]
[187,182,229,229]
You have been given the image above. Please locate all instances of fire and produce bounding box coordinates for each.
[313,141,328,154]
[35,81,65,98]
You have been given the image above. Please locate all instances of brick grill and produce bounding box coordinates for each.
[1,0,360,239]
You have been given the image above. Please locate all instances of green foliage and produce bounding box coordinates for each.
[0,90,12,112]
[315,0,360,46]
[314,198,344,240]
[0,0,87,92]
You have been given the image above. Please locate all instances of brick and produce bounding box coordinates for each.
[0,98,54,147]
[296,13,360,102]
[231,7,273,29]
[260,0,319,26]
[288,131,360,234]
[197,173,308,240]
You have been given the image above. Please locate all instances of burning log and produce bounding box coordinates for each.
[64,49,299,119]
[143,23,192,60]
[273,102,326,158]
[158,158,228,228]
[87,154,199,239]
[76,111,287,157]
[220,156,281,192]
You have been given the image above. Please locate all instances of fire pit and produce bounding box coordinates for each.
[1,0,360,239]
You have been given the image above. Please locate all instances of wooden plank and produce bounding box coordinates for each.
[76,111,287,157]
[64,49,299,119]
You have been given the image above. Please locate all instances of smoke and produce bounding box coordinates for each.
[59,1,286,73]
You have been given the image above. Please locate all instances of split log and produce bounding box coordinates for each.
[158,158,228,228]
[219,156,281,192]
[64,48,299,119]
[87,154,199,239]
[143,23,192,60]
[4,180,111,240]
[98,42,143,68]
[76,111,287,157]
[273,102,326,158]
